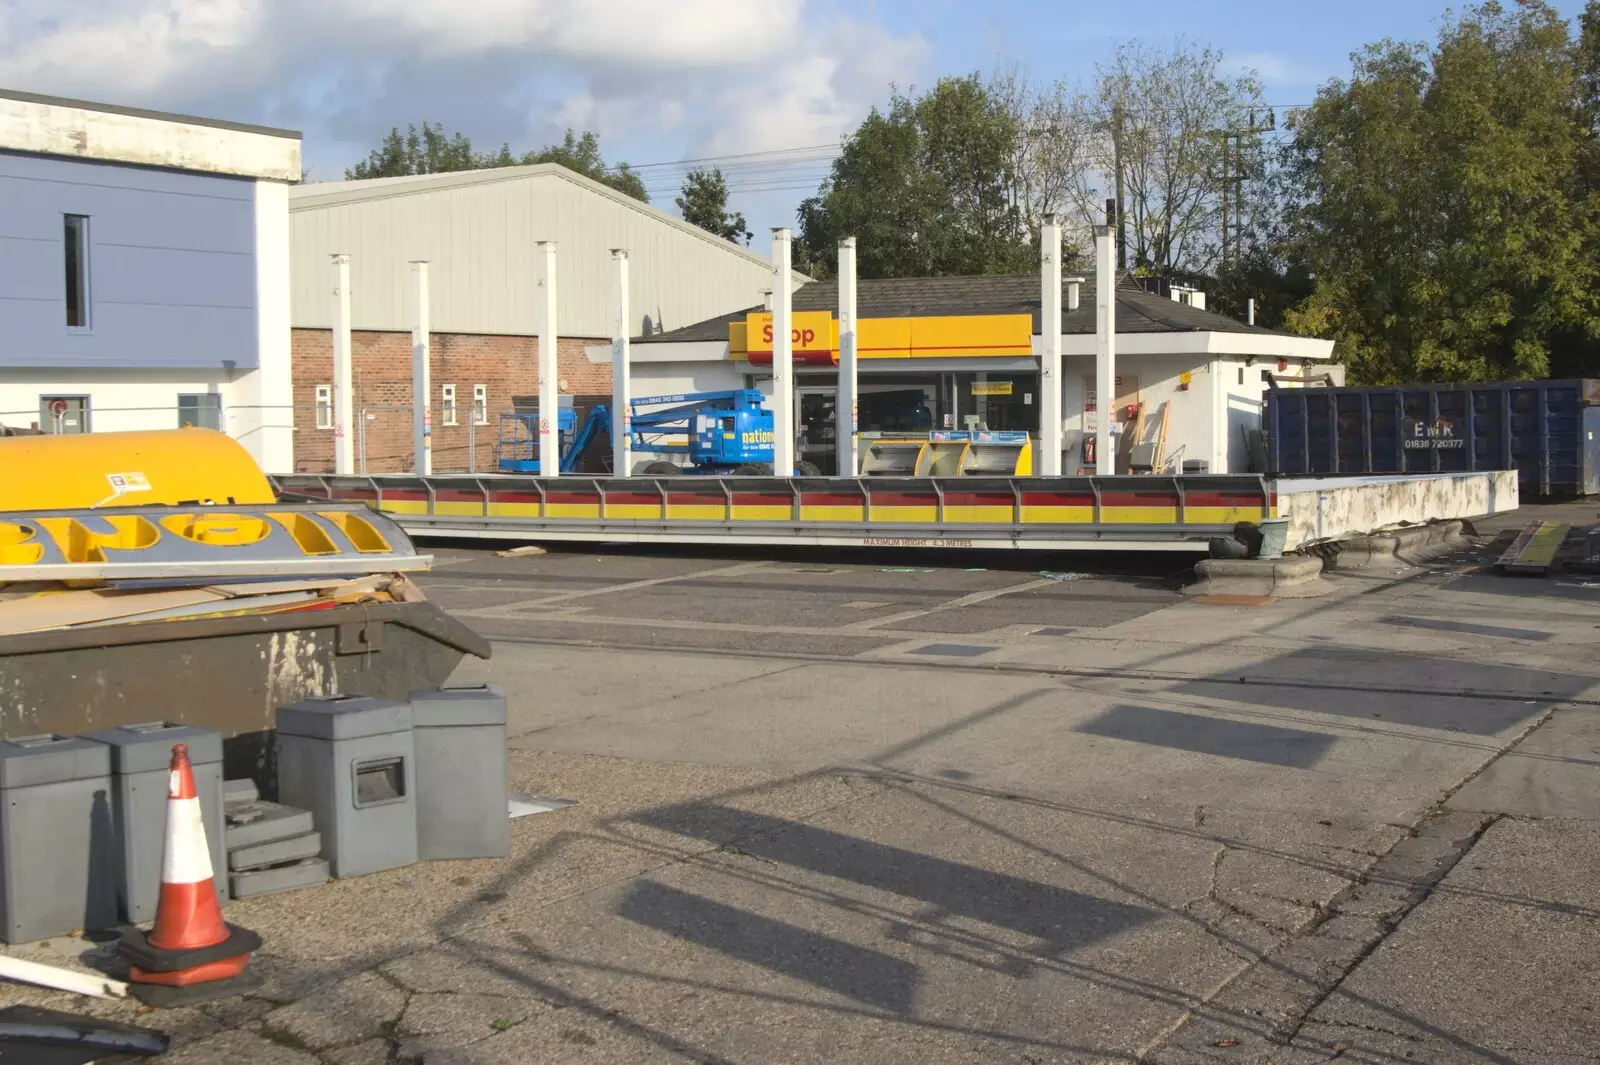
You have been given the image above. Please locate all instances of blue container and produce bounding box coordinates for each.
[1264,379,1600,497]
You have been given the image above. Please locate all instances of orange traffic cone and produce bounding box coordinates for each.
[118,744,262,1007]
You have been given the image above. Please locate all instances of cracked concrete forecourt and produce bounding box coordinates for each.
[5,504,1597,1064]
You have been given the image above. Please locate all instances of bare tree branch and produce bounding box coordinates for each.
[989,63,1099,257]
[1093,39,1266,273]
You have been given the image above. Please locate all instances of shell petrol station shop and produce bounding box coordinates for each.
[623,274,1337,476]
[739,307,1041,473]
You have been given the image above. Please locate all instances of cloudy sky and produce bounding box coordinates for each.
[2,0,1592,237]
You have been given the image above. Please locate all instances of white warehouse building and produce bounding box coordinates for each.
[286,165,803,474]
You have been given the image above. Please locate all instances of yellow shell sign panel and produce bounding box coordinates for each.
[743,312,838,365]
[732,313,1032,363]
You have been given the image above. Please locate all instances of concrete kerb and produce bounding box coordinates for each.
[1183,554,1334,598]
[1313,520,1471,571]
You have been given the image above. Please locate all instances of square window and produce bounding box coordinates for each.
[177,393,221,430]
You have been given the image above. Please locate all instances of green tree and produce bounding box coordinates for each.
[346,124,648,202]
[795,74,1031,278]
[516,129,649,202]
[676,167,750,245]
[346,122,480,179]
[1284,1,1599,383]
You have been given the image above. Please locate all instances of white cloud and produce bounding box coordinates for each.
[699,15,927,157]
[0,0,926,228]
[1226,50,1336,95]
[1230,52,1291,83]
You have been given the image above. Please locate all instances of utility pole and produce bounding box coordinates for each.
[1220,131,1231,266]
[1217,108,1276,267]
[1112,102,1127,272]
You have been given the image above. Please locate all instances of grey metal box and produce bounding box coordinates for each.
[276,696,417,879]
[410,686,510,861]
[0,734,117,943]
[85,722,227,923]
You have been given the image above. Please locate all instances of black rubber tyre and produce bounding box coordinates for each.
[734,462,773,476]
[794,460,823,477]
[641,461,681,476]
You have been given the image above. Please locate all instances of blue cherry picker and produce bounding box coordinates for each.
[496,389,820,476]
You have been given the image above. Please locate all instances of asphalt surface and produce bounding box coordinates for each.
[6,508,1600,1064]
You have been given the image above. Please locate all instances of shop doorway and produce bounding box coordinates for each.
[797,388,837,473]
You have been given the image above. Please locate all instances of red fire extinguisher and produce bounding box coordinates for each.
[1081,434,1096,467]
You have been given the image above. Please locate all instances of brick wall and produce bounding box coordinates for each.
[291,329,611,473]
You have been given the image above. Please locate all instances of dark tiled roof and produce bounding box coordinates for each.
[636,273,1290,344]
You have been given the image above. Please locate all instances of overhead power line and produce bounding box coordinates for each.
[605,102,1314,197]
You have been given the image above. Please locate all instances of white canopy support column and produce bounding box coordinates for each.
[1039,215,1063,476]
[836,236,859,477]
[410,260,431,475]
[1095,224,1117,475]
[537,241,559,477]
[610,249,632,476]
[771,228,794,476]
[331,253,354,475]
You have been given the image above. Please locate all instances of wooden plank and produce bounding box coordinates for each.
[0,576,391,636]
[0,587,226,636]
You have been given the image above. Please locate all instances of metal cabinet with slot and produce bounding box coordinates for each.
[275,696,417,878]
[409,686,509,860]
[0,734,117,942]
[85,721,227,921]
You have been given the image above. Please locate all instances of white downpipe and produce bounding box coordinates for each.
[836,237,858,477]
[771,228,794,475]
[1040,215,1063,476]
[410,261,431,476]
[1095,226,1116,475]
[611,249,632,476]
[332,253,354,475]
[538,241,560,477]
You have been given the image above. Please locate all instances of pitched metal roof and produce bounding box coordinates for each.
[291,163,803,279]
[635,273,1293,344]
